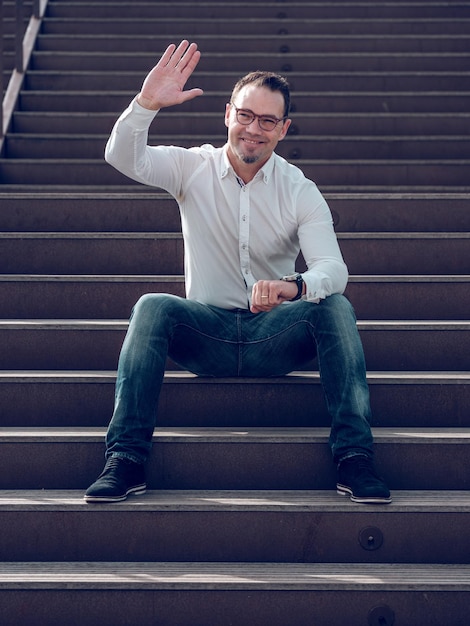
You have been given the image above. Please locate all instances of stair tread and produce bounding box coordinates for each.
[1,489,470,511]
[1,425,469,442]
[1,231,467,238]
[0,561,469,590]
[0,275,468,282]
[0,319,467,328]
[0,369,468,383]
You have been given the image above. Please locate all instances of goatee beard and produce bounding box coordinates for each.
[240,154,259,164]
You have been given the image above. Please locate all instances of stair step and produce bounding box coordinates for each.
[44,2,470,21]
[20,70,470,91]
[0,276,467,320]
[42,17,470,37]
[0,426,469,490]
[6,133,470,160]
[1,561,469,626]
[35,33,470,54]
[0,319,468,370]
[0,370,468,428]
[0,232,467,275]
[29,51,470,72]
[0,489,469,563]
[1,158,469,187]
[0,192,181,231]
[12,110,470,136]
[0,232,185,274]
[0,192,468,233]
[18,90,470,113]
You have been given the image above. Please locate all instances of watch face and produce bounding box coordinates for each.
[283,273,301,282]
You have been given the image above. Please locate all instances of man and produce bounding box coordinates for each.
[85,40,391,504]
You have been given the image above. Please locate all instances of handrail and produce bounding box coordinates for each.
[1,0,48,148]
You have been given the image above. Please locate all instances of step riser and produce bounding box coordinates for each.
[45,5,470,20]
[1,587,468,626]
[0,281,467,320]
[1,508,469,564]
[30,53,470,73]
[1,160,468,187]
[0,237,467,275]
[22,71,470,92]
[0,238,185,275]
[19,92,470,114]
[42,18,470,36]
[12,111,470,136]
[0,325,468,369]
[1,195,469,233]
[0,439,468,490]
[7,135,470,161]
[0,195,181,232]
[35,34,470,54]
[1,378,468,428]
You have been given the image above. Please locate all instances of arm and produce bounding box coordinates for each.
[105,41,203,187]
[136,40,203,111]
[251,189,348,313]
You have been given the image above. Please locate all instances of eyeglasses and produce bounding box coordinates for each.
[231,104,286,132]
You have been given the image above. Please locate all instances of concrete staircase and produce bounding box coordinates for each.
[0,1,469,624]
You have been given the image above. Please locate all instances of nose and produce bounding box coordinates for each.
[245,116,260,132]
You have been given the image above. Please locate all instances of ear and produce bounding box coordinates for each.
[224,103,232,129]
[277,118,291,141]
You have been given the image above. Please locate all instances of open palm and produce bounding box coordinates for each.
[137,40,204,111]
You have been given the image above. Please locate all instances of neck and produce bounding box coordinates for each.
[226,146,266,183]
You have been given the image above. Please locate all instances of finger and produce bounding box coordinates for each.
[179,87,204,104]
[170,40,192,69]
[180,48,201,80]
[156,43,178,69]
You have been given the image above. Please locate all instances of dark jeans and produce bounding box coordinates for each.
[106,293,374,464]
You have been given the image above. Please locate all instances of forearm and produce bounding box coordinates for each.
[302,260,349,303]
[105,98,160,185]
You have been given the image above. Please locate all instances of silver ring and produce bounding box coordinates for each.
[261,295,268,299]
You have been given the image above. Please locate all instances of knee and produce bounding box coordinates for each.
[323,293,355,318]
[130,293,182,325]
[313,294,357,330]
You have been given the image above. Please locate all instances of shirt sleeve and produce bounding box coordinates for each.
[104,97,188,197]
[296,185,349,303]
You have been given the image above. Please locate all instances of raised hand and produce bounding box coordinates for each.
[136,40,204,111]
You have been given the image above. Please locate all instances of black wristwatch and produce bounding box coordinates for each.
[281,272,304,301]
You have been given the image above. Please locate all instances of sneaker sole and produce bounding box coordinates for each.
[84,483,147,503]
[337,484,392,504]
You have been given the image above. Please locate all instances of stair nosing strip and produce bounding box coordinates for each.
[0,370,469,384]
[0,561,469,590]
[0,426,468,443]
[1,489,469,512]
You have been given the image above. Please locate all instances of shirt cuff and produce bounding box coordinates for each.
[301,272,327,303]
[119,96,160,130]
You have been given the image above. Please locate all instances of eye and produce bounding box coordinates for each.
[237,110,253,123]
[260,117,277,128]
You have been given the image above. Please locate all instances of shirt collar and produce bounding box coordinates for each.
[221,145,275,185]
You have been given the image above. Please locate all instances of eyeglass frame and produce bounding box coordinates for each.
[230,104,288,132]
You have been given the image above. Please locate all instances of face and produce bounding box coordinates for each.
[225,84,291,172]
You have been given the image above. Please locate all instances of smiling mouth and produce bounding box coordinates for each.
[241,137,263,146]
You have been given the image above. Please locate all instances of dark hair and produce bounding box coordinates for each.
[230,71,291,118]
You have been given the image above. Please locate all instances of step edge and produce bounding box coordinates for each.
[0,561,469,591]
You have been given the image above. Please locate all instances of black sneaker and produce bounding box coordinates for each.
[84,456,146,503]
[337,455,391,504]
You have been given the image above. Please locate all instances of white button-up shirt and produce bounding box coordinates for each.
[105,98,348,310]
